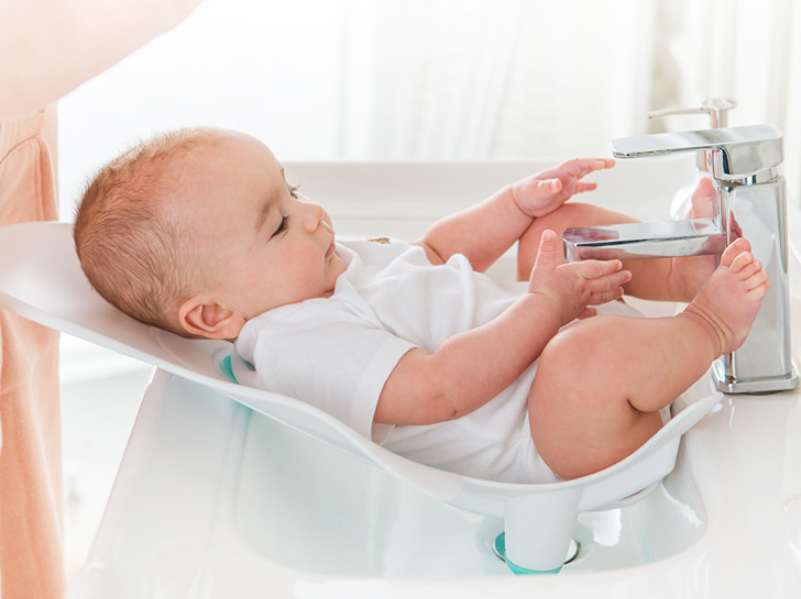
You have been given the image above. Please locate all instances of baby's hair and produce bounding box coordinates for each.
[74,128,220,336]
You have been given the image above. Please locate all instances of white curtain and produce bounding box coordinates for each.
[339,0,656,159]
[59,0,801,213]
[336,0,801,194]
[649,0,801,197]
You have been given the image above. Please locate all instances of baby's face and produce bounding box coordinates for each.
[180,132,346,337]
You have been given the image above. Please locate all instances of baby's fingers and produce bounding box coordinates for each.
[599,268,632,288]
[529,178,562,199]
[584,267,631,304]
[561,158,615,179]
[588,287,625,305]
[586,268,632,290]
[574,181,598,194]
[578,258,624,279]
[511,178,566,218]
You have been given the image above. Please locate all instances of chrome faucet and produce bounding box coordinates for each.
[563,124,799,393]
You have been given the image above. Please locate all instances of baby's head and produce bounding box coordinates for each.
[74,127,344,340]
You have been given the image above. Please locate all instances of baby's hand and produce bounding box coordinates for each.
[511,158,615,219]
[527,230,630,324]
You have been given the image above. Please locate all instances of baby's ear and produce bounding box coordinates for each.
[178,296,245,340]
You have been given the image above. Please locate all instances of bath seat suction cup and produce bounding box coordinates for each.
[493,533,579,574]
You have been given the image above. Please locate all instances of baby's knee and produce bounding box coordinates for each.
[532,327,594,411]
[542,317,616,366]
[534,316,626,401]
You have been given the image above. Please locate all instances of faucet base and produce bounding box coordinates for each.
[712,359,800,394]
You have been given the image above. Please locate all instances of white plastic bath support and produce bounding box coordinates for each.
[0,220,725,582]
[504,488,582,573]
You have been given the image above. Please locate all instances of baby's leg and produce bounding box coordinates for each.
[516,180,718,302]
[528,238,768,480]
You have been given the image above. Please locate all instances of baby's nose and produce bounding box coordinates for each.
[301,201,324,231]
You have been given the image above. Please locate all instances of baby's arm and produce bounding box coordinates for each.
[374,231,630,425]
[416,159,614,272]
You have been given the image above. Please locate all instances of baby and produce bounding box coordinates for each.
[74,127,769,482]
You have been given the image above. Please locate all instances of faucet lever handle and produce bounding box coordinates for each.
[648,98,737,129]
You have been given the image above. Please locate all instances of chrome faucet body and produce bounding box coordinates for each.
[563,125,799,393]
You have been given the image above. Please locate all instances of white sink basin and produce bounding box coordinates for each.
[236,403,706,578]
[67,362,801,598]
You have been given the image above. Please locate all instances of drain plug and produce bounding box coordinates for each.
[492,533,580,574]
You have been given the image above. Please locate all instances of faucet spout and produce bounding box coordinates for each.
[610,125,783,180]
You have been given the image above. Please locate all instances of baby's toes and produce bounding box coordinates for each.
[730,252,759,276]
[721,238,751,267]
[744,268,770,293]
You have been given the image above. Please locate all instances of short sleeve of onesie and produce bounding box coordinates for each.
[234,299,415,442]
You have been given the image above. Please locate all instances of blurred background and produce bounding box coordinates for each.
[57,0,801,576]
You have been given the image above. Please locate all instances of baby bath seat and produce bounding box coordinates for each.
[0,221,721,574]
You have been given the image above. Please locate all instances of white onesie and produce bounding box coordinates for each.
[234,237,635,483]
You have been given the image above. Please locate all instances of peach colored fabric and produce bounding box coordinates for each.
[0,3,205,597]
[0,0,207,121]
[0,107,64,598]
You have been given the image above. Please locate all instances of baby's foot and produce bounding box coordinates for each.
[669,178,720,300]
[682,238,770,356]
[687,177,716,219]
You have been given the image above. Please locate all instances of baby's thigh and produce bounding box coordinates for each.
[517,202,638,280]
[525,317,662,479]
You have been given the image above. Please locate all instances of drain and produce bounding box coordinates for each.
[492,533,580,573]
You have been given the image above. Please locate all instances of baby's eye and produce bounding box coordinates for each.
[273,216,289,237]
[289,184,301,199]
